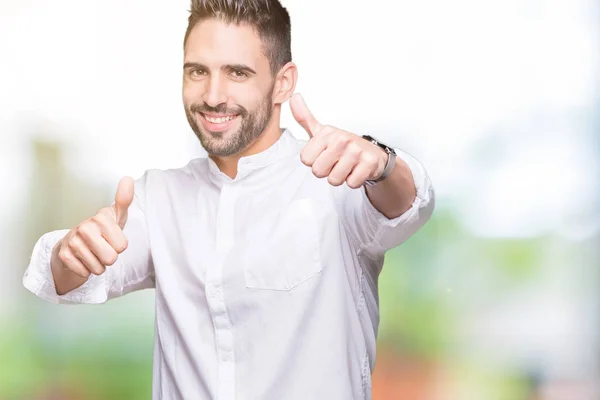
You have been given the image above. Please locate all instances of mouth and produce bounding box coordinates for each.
[199,112,240,133]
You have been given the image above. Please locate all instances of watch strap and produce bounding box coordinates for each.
[361,135,397,186]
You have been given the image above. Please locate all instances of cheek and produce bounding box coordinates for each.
[245,86,272,112]
[182,80,204,104]
[230,84,259,105]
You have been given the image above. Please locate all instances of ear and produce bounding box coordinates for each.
[272,62,298,105]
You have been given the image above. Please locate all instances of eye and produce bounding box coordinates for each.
[230,70,248,79]
[190,69,207,77]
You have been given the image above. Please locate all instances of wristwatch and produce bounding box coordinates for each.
[361,135,397,186]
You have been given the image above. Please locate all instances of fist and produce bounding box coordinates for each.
[55,176,134,278]
[290,94,388,189]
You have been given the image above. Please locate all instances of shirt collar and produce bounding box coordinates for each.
[207,128,299,184]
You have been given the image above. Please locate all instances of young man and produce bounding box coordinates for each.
[23,0,435,398]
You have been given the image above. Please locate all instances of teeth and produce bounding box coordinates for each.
[205,115,235,124]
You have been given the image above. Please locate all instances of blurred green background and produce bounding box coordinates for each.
[1,0,598,399]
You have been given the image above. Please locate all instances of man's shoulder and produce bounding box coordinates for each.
[137,157,209,186]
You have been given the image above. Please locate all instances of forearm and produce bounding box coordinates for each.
[50,240,88,296]
[365,156,416,219]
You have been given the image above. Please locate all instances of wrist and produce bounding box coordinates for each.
[370,148,390,181]
[361,135,397,186]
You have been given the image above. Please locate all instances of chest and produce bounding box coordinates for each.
[146,173,343,295]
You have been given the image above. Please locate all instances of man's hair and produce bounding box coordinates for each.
[184,0,292,75]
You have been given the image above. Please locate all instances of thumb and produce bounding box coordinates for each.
[290,93,321,138]
[113,176,134,229]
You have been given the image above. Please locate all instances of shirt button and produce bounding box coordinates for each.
[221,353,231,362]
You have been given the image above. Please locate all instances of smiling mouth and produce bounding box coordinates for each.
[198,112,241,133]
[200,113,239,124]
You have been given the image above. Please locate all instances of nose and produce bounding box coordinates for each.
[203,75,228,108]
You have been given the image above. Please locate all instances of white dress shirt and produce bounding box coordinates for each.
[23,129,434,400]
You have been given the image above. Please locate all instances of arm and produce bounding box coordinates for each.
[364,152,416,220]
[23,175,154,304]
[290,93,434,257]
[337,148,434,257]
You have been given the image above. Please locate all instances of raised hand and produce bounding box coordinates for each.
[290,93,389,189]
[54,176,135,279]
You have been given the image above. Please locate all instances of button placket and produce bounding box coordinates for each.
[205,183,238,400]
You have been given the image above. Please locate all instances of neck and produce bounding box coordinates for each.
[210,106,282,179]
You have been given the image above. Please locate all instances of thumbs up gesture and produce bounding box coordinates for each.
[290,94,389,189]
[54,177,135,278]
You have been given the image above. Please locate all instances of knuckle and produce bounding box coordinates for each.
[333,136,350,151]
[346,177,362,189]
[90,265,106,276]
[347,148,362,162]
[300,151,312,166]
[58,249,70,264]
[90,213,106,226]
[349,143,362,156]
[327,176,343,186]
[77,222,93,238]
[66,238,79,252]
[104,253,118,266]
[363,153,378,168]
[340,134,352,145]
[312,166,327,179]
[115,238,129,253]
[362,152,375,164]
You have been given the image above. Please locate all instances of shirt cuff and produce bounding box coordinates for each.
[362,147,433,226]
[23,230,109,305]
[358,147,435,256]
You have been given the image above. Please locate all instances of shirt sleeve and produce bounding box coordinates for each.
[22,173,155,305]
[334,148,435,258]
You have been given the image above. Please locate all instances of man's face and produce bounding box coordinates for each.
[183,19,275,157]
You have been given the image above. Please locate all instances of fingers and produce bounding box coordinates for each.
[309,147,340,179]
[290,93,322,138]
[302,130,385,188]
[58,208,128,278]
[300,136,328,167]
[66,235,106,276]
[327,151,360,187]
[76,220,120,267]
[113,176,135,229]
[293,98,390,187]
[94,210,129,253]
[300,125,341,165]
[55,177,134,279]
[57,245,91,279]
[345,162,373,189]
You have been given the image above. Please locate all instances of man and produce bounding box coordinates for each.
[23,0,435,399]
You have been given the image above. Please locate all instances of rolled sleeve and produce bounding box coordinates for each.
[336,148,435,258]
[23,173,155,305]
[22,229,111,305]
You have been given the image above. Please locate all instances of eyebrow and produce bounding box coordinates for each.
[183,62,257,75]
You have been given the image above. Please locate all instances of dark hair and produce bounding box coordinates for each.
[184,0,292,75]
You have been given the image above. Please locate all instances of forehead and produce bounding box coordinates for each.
[184,19,266,68]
